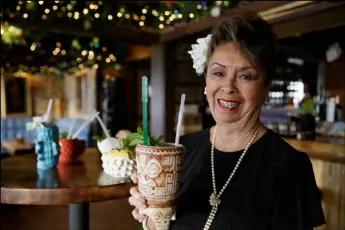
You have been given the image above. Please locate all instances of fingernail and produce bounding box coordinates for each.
[141,204,147,208]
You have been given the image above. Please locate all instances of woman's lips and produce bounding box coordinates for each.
[217,99,240,111]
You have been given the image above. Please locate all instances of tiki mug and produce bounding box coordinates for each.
[35,125,60,169]
[59,138,85,162]
[135,143,185,230]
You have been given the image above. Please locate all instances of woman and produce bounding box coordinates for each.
[128,11,325,230]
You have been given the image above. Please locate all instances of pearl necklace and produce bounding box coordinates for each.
[203,125,259,230]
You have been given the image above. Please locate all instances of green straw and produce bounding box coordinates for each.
[142,76,149,145]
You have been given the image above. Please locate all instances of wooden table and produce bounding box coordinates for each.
[1,148,134,230]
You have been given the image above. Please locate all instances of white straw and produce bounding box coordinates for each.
[44,99,53,122]
[95,114,118,149]
[67,118,77,139]
[95,115,111,140]
[69,110,96,139]
[72,111,99,139]
[175,94,186,145]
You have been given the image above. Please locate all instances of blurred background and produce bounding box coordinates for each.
[1,1,344,230]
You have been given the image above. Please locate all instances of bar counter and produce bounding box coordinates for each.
[284,138,345,163]
[284,138,345,230]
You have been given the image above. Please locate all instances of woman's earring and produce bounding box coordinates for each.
[264,98,270,105]
[204,87,207,95]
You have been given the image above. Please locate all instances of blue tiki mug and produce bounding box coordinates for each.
[35,125,60,169]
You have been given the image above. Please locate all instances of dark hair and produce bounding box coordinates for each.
[208,10,277,86]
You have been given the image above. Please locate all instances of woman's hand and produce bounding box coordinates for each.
[128,170,156,230]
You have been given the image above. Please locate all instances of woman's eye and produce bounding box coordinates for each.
[213,72,224,77]
[238,74,251,80]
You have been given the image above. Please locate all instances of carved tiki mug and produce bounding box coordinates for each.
[135,143,185,230]
[35,125,60,169]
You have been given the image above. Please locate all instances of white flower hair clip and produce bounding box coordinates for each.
[188,34,212,76]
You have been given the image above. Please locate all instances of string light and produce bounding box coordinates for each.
[74,12,79,20]
[9,2,233,30]
[152,10,159,16]
[30,43,36,51]
[67,4,73,11]
[3,0,235,76]
[109,54,116,61]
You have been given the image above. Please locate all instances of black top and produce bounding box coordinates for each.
[170,129,326,230]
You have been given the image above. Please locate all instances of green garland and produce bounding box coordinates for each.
[1,1,248,74]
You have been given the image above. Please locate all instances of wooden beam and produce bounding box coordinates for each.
[271,2,345,38]
[159,1,293,42]
[10,19,160,45]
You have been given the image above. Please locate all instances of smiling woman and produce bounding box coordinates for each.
[128,10,326,230]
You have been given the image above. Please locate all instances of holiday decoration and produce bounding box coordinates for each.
[1,1,246,75]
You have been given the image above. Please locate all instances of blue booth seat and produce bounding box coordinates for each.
[1,117,94,155]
